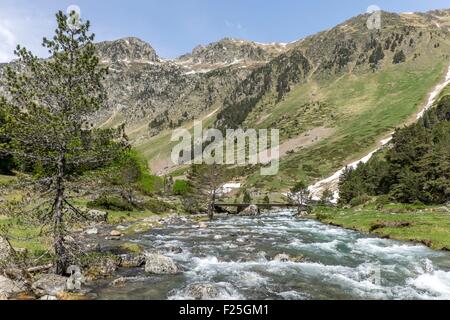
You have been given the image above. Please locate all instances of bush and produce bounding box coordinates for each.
[87,195,135,212]
[139,174,164,195]
[172,180,189,196]
[316,213,332,221]
[393,50,406,64]
[143,198,176,213]
[349,195,371,207]
[375,195,391,208]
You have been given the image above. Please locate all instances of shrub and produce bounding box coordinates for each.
[172,180,189,196]
[393,50,406,64]
[87,195,135,212]
[143,198,175,213]
[349,195,371,207]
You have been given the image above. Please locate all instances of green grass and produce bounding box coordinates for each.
[0,217,49,256]
[0,174,16,186]
[107,209,163,224]
[314,204,450,250]
[247,55,449,191]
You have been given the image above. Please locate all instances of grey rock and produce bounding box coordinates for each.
[0,275,26,298]
[273,253,291,262]
[32,274,67,296]
[87,210,108,222]
[119,254,146,268]
[144,253,179,274]
[240,205,259,216]
[39,295,58,300]
[181,283,222,300]
[0,236,12,261]
[85,228,98,235]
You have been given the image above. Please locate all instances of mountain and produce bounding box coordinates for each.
[90,37,289,139]
[1,9,449,188]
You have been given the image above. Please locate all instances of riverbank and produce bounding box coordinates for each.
[313,204,450,251]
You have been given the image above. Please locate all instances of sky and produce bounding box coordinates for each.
[0,0,449,62]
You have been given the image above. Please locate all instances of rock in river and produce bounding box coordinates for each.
[144,253,179,274]
[240,205,259,216]
[119,254,146,268]
[181,283,222,300]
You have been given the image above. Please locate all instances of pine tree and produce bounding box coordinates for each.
[393,50,406,64]
[186,164,228,220]
[320,189,334,205]
[289,181,311,213]
[0,11,126,274]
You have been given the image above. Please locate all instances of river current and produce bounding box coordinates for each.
[91,211,450,300]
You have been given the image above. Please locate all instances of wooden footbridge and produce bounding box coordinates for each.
[214,203,312,215]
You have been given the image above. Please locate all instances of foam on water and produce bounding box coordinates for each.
[95,213,450,300]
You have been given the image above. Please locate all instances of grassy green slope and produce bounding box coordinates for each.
[246,56,449,191]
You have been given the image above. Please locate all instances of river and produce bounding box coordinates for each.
[91,211,450,300]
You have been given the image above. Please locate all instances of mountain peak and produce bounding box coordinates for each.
[176,37,289,68]
[96,37,159,64]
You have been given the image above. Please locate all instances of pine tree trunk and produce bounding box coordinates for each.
[53,154,67,275]
[208,191,216,221]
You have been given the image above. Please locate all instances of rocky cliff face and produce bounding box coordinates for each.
[96,37,159,64]
[90,37,289,138]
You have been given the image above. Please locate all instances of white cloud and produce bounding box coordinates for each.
[0,4,53,63]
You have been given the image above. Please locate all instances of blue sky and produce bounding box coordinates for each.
[0,0,449,62]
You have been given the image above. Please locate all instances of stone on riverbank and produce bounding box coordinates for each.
[0,236,13,261]
[87,210,108,222]
[144,253,179,274]
[0,275,26,299]
[31,274,67,297]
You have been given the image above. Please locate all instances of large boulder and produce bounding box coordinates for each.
[85,256,121,280]
[32,274,68,297]
[119,254,146,268]
[144,253,179,274]
[182,283,221,300]
[0,275,26,299]
[240,205,259,216]
[86,210,108,222]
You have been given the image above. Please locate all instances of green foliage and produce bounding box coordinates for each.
[186,164,229,218]
[369,43,385,66]
[393,50,406,64]
[243,190,252,204]
[349,195,372,207]
[339,93,450,205]
[0,11,128,274]
[172,180,189,196]
[320,188,334,204]
[106,150,163,195]
[289,180,311,209]
[87,195,135,212]
[0,109,15,175]
[143,198,176,213]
